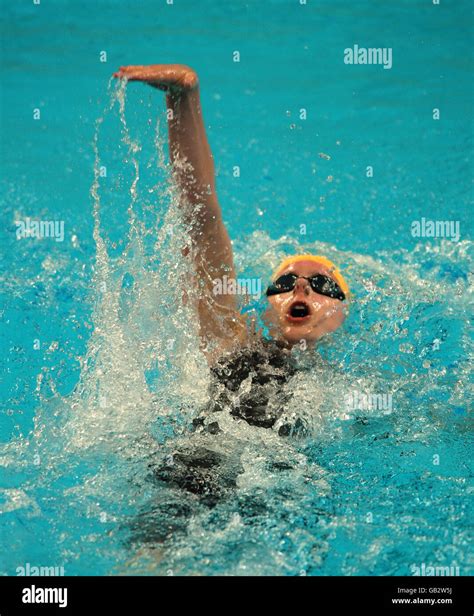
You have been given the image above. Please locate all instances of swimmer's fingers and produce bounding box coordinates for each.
[113,65,159,85]
[113,64,198,92]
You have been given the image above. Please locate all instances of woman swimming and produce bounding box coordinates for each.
[112,65,350,536]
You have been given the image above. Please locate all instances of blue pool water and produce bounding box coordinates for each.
[1,0,472,576]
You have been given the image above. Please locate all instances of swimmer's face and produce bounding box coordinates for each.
[263,260,348,346]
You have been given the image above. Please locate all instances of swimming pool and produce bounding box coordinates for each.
[1,0,472,576]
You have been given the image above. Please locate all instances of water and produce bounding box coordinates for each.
[1,0,472,576]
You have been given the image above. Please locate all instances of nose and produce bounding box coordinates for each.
[294,277,311,296]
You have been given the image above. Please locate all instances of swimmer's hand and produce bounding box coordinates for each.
[113,64,198,92]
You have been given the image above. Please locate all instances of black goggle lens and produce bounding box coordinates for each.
[269,273,297,292]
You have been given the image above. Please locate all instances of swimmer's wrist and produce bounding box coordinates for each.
[164,67,199,98]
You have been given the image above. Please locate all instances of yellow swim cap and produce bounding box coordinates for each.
[273,254,350,297]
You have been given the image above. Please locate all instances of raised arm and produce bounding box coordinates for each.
[114,64,247,361]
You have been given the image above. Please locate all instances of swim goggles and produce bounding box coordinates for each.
[266,273,346,301]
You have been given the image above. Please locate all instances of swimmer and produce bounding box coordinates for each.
[113,64,349,368]
[112,66,350,535]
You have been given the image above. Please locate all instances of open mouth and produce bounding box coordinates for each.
[286,301,311,323]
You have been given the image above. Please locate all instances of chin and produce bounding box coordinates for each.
[267,319,318,346]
